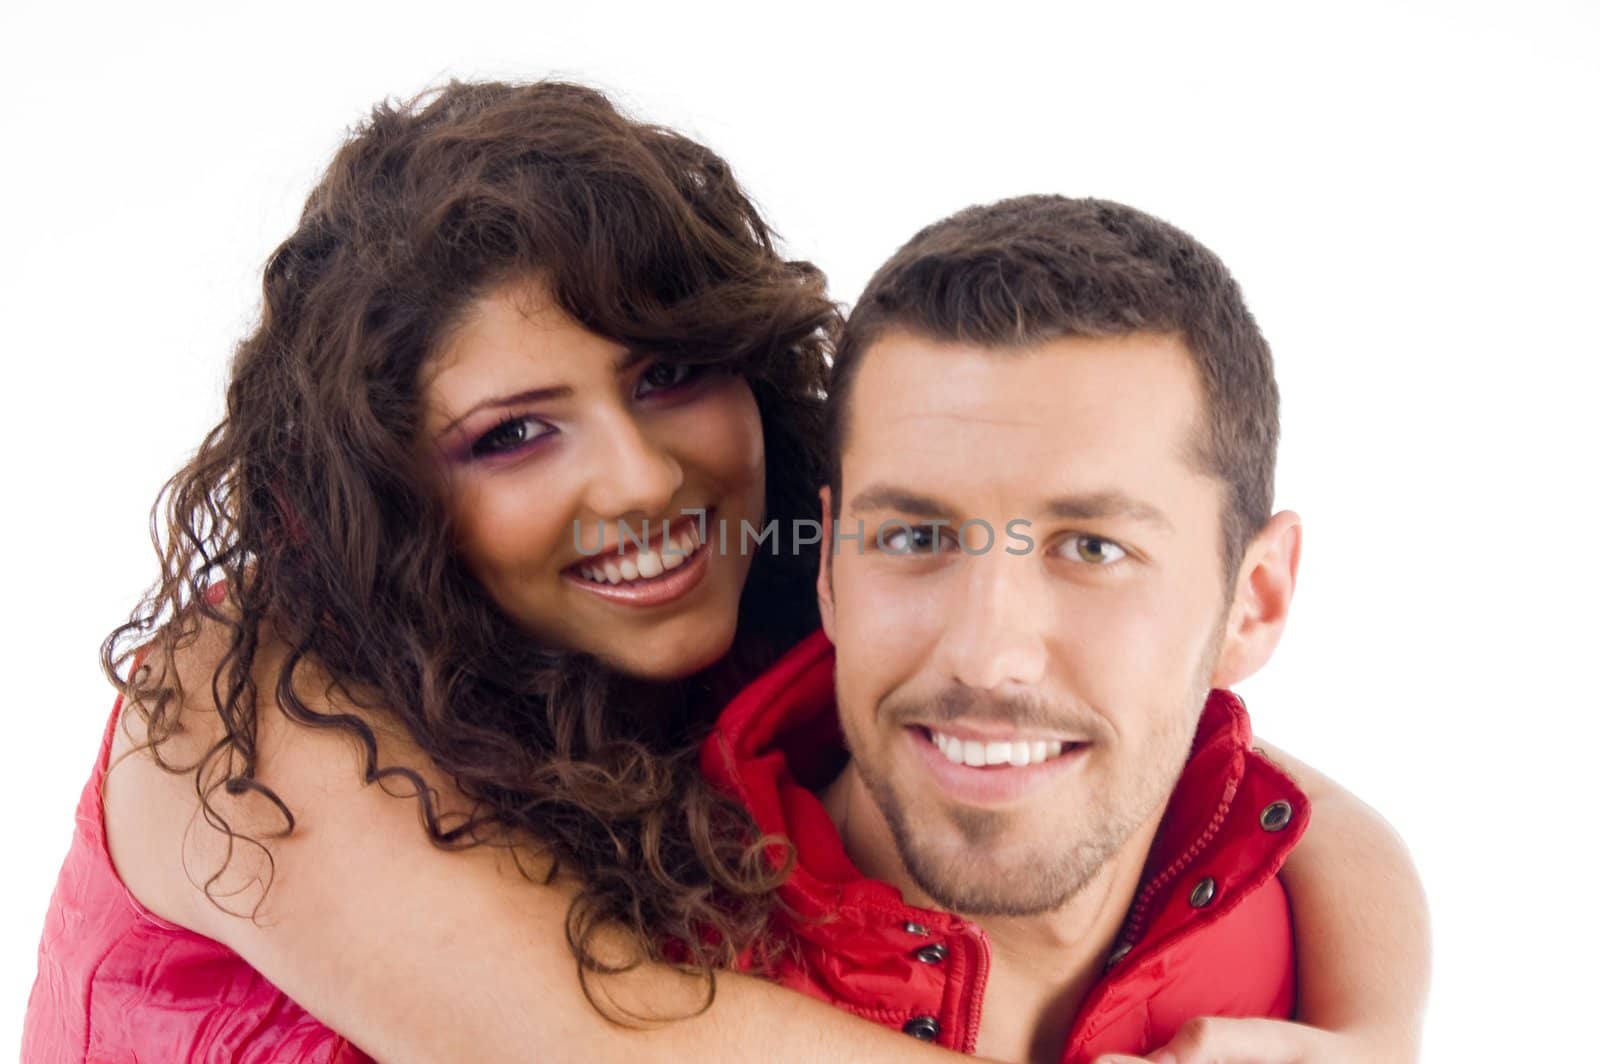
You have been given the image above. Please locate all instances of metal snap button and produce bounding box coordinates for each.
[914,943,948,964]
[1260,799,1294,832]
[902,1016,940,1041]
[1189,876,1217,908]
[904,921,930,936]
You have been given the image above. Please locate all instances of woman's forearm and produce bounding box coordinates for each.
[1258,740,1431,1062]
[119,669,990,1064]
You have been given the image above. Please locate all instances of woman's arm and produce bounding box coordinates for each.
[1104,743,1431,1064]
[104,633,985,1064]
[1254,740,1431,1062]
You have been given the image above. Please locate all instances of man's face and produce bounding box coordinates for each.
[819,330,1237,916]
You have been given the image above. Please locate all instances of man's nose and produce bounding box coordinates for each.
[582,412,684,523]
[936,548,1049,692]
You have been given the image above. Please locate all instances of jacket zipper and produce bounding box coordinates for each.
[1114,773,1238,953]
[1050,776,1240,1060]
[956,922,991,1054]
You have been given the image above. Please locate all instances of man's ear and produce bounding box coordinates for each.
[816,486,837,641]
[1210,510,1302,688]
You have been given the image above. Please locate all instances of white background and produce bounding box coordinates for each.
[2,1,1596,1059]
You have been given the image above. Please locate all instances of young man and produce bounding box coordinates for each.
[703,196,1428,1061]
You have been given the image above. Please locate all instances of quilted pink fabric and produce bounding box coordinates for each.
[22,695,372,1062]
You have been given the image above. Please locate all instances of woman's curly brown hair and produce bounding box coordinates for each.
[103,79,835,1018]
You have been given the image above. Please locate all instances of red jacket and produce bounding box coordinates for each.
[701,628,1311,1062]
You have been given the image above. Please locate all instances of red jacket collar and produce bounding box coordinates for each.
[701,627,1311,959]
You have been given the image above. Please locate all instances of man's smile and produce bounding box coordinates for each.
[904,724,1091,806]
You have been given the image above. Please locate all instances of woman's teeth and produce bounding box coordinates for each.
[576,523,702,585]
[930,729,1070,767]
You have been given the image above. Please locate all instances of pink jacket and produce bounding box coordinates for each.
[22,694,371,1063]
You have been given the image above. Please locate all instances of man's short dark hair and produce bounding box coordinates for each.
[826,195,1279,580]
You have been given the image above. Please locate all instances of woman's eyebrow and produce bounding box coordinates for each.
[438,385,573,435]
[613,347,651,373]
[438,348,653,435]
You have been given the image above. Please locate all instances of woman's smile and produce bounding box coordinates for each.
[563,509,714,606]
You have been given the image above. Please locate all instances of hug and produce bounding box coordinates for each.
[24,79,1428,1063]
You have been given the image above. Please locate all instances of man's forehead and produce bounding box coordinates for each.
[843,330,1206,485]
[856,328,1198,422]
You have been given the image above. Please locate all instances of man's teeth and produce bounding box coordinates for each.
[577,524,701,585]
[930,730,1068,767]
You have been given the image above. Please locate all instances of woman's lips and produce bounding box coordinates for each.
[571,510,709,568]
[562,512,713,608]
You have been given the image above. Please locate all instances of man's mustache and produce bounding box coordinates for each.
[883,686,1108,742]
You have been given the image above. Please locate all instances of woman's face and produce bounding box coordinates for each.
[421,278,766,681]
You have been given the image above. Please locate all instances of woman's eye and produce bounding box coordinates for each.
[635,361,705,398]
[1059,534,1126,565]
[881,524,955,554]
[471,416,551,458]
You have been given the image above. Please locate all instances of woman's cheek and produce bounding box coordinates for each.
[689,378,765,487]
[733,382,766,480]
[455,473,568,587]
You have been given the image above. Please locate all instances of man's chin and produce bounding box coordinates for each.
[900,844,1078,917]
[883,818,1095,916]
[860,762,1123,914]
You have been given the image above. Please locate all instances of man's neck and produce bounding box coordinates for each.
[821,761,1162,1063]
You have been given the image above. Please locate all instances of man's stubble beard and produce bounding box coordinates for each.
[850,616,1229,918]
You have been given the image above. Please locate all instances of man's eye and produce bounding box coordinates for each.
[471,416,551,458]
[1059,534,1126,565]
[635,361,705,398]
[881,524,953,554]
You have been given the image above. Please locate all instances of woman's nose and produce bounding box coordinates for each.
[582,413,685,523]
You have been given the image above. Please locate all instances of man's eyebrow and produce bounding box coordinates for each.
[1042,492,1174,530]
[845,484,1173,530]
[438,348,651,436]
[846,484,957,519]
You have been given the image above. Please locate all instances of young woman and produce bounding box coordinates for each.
[24,80,1427,1062]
